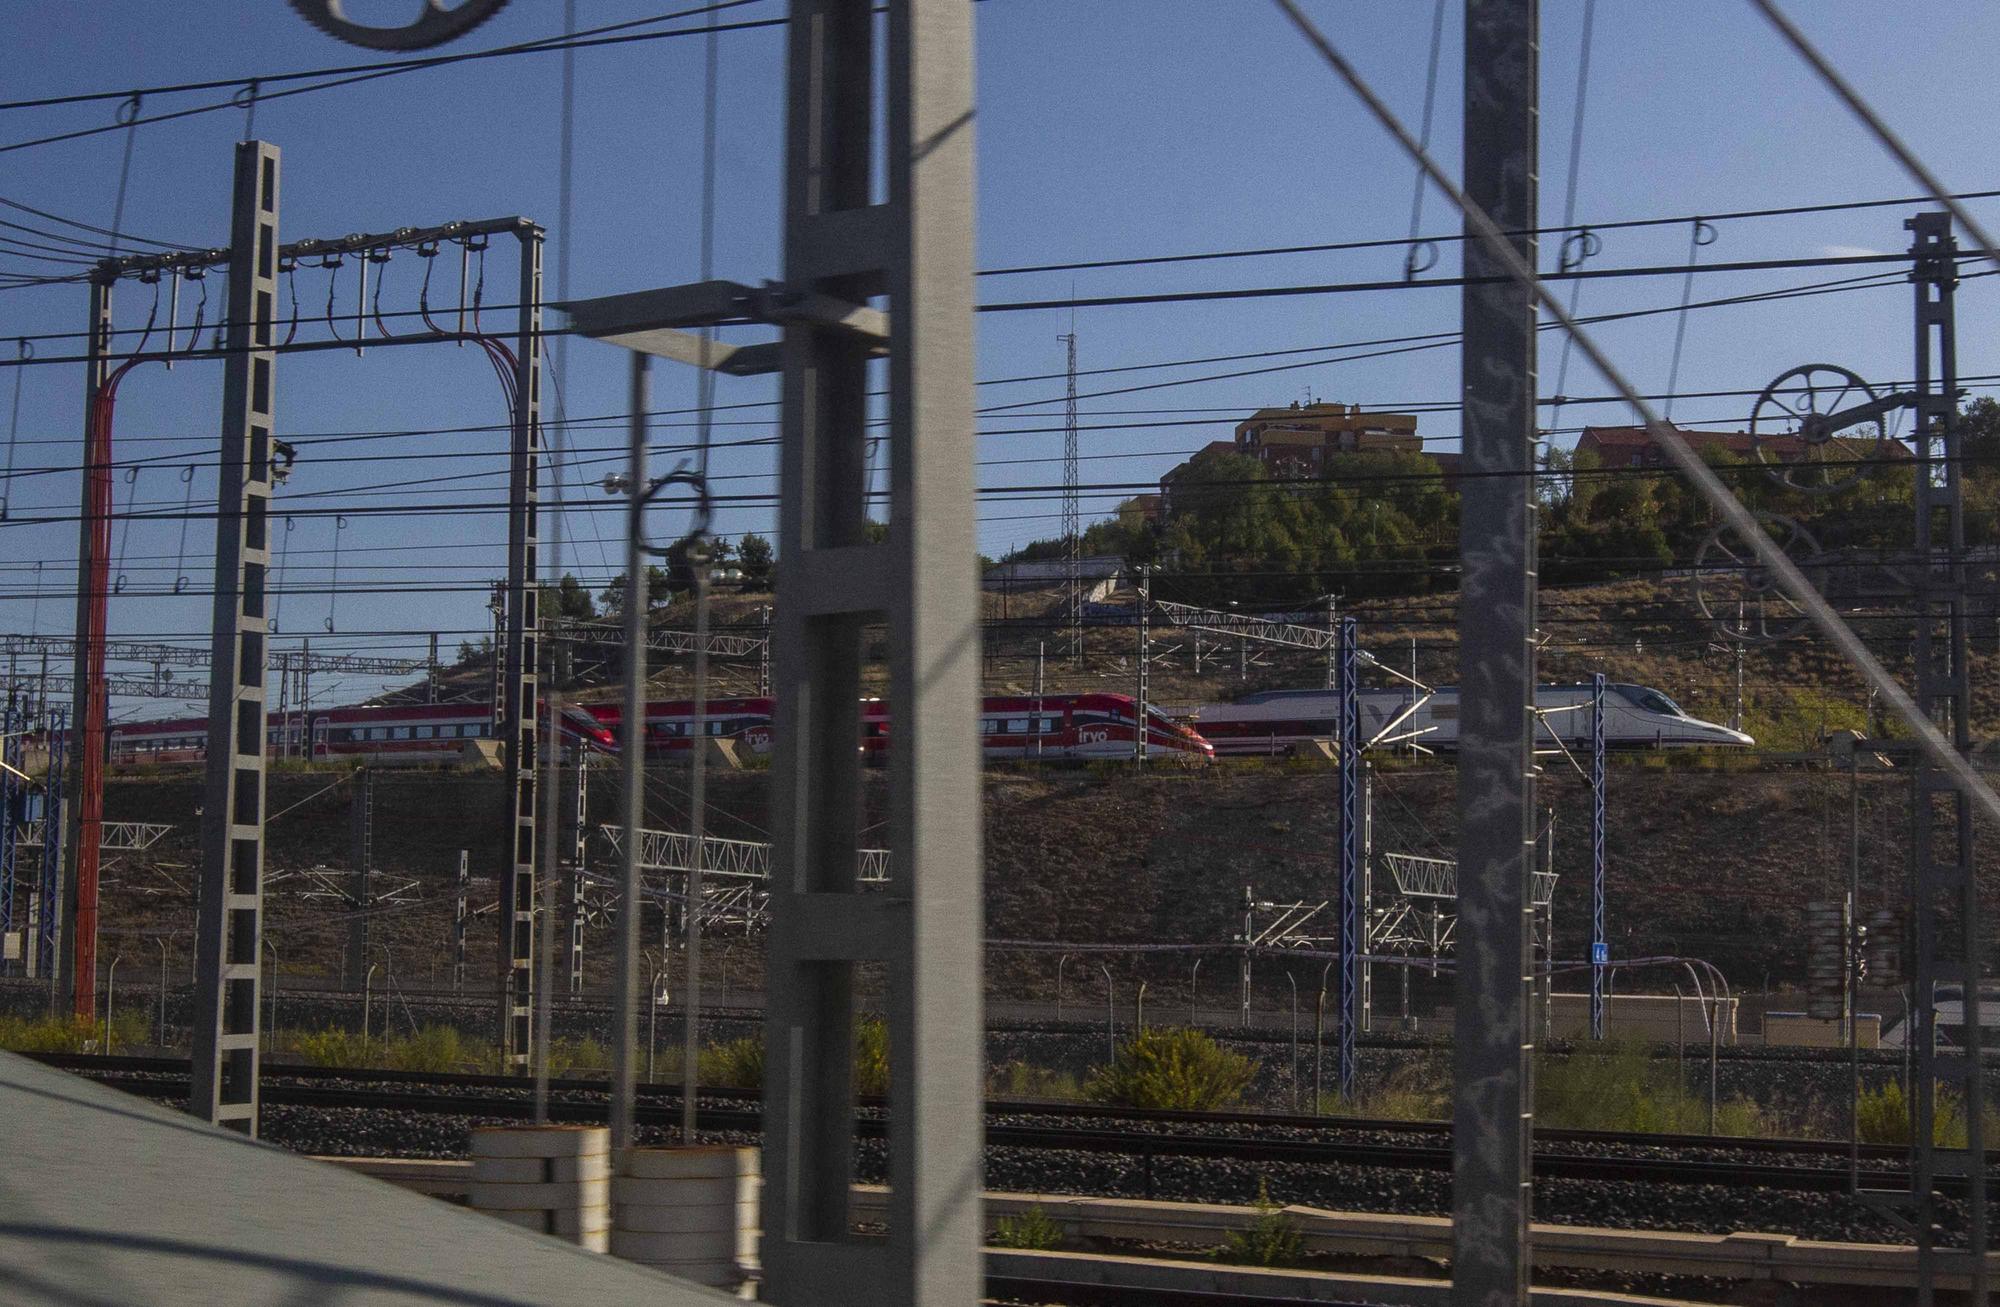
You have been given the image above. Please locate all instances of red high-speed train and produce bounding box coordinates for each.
[583,692,1215,763]
[104,691,1215,767]
[106,700,615,766]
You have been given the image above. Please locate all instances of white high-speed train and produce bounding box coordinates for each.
[1182,683,1753,757]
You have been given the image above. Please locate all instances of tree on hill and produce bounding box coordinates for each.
[598,565,670,616]
[543,572,596,625]
[737,533,774,590]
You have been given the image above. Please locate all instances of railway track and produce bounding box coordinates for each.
[38,1051,1982,1196]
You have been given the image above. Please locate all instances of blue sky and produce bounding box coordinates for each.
[3,1,1999,715]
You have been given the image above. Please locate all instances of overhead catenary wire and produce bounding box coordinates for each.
[1547,0,1597,428]
[1398,0,1449,281]
[0,3,784,157]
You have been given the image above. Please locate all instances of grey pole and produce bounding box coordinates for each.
[1452,2,1539,1301]
[780,0,985,1275]
[1189,956,1202,1026]
[189,140,280,1134]
[1287,970,1299,1112]
[1314,986,1325,1112]
[264,939,278,1054]
[104,952,120,1050]
[644,951,660,1082]
[682,555,711,1144]
[610,353,649,1157]
[1672,982,1686,1118]
[1101,964,1116,1064]
[155,936,168,1049]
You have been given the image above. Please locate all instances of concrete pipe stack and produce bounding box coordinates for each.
[612,1146,760,1291]
[467,1125,612,1252]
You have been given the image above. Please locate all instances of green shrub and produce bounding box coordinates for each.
[1854,1080,1998,1148]
[389,1025,477,1073]
[1536,1042,1764,1136]
[853,1016,890,1098]
[288,1026,373,1067]
[0,1014,114,1053]
[700,1036,765,1090]
[988,1060,1083,1102]
[547,1037,610,1077]
[1220,1179,1303,1267]
[695,1024,886,1094]
[992,1205,1065,1251]
[1085,1026,1254,1111]
[1317,1058,1448,1121]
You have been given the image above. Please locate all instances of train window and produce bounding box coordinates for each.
[1005,718,1029,734]
[416,726,434,739]
[709,721,725,736]
[1039,716,1058,732]
[392,727,411,740]
[979,719,997,734]
[369,728,388,741]
[1631,689,1683,717]
[441,724,458,738]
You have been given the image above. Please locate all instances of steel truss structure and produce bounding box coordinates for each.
[553,623,769,660]
[3,636,424,679]
[16,820,169,852]
[1152,599,1334,650]
[602,824,890,884]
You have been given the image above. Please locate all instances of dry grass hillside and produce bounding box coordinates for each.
[93,759,1994,1008]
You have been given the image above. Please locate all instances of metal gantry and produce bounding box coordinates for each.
[189,140,281,1133]
[1452,3,1540,1300]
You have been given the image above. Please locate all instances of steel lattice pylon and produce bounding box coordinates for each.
[1900,212,1986,1302]
[38,710,64,979]
[1336,617,1360,1097]
[1590,672,1607,1039]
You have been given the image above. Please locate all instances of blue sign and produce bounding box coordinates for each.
[1591,943,1609,965]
